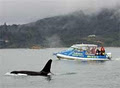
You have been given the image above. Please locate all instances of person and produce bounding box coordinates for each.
[95,48,100,55]
[87,46,91,54]
[100,46,105,55]
[91,47,96,54]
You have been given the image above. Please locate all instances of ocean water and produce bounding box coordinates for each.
[0,47,120,88]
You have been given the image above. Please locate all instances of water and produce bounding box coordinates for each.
[0,48,120,88]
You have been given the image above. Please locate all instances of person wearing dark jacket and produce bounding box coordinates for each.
[95,49,101,55]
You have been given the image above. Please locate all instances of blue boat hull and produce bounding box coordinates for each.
[56,53,110,61]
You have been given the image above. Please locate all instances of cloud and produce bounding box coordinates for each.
[0,0,120,24]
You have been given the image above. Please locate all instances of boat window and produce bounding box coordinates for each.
[82,47,87,50]
[67,47,74,51]
[86,46,97,55]
[77,48,83,52]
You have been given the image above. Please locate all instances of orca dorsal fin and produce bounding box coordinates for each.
[40,59,52,76]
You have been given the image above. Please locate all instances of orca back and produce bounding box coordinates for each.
[10,59,52,76]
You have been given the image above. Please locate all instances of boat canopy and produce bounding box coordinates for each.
[71,44,97,49]
[70,44,97,54]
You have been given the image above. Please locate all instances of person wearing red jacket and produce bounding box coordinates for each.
[100,46,105,55]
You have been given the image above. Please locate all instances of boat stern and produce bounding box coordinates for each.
[106,53,112,60]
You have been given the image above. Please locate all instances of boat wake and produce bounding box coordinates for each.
[114,58,120,61]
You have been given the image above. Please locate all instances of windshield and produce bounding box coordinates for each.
[67,47,74,51]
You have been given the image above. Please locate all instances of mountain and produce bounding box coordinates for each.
[0,8,120,48]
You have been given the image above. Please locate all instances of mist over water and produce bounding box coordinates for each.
[45,35,63,47]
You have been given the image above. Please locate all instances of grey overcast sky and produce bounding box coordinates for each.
[0,0,120,25]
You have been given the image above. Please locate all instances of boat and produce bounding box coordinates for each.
[54,44,112,61]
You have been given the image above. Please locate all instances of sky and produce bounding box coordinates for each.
[0,0,120,25]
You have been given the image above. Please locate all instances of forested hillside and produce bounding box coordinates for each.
[0,8,120,48]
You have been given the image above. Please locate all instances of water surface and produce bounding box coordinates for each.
[0,48,120,88]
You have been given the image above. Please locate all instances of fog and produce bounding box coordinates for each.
[0,0,120,24]
[45,35,63,47]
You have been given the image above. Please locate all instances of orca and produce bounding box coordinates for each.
[10,59,52,76]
